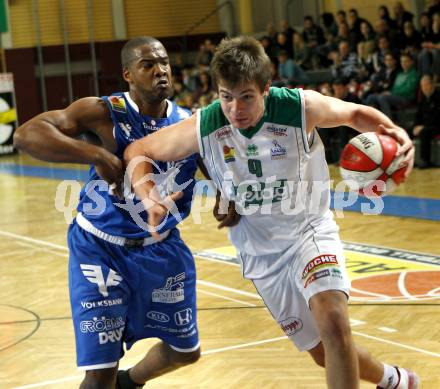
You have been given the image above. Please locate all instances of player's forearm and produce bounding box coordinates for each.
[349,104,397,133]
[13,119,101,165]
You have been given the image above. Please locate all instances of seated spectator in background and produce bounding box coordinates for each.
[363,53,400,100]
[193,71,216,107]
[370,35,399,73]
[427,0,440,18]
[330,40,362,81]
[274,50,309,87]
[418,12,440,80]
[347,8,371,48]
[399,21,422,55]
[378,5,397,29]
[412,74,440,168]
[318,78,362,162]
[279,19,296,47]
[393,1,414,32]
[292,31,314,70]
[366,52,420,119]
[265,22,278,44]
[374,18,399,48]
[321,12,338,40]
[302,15,326,64]
[357,21,377,64]
[260,35,278,64]
[275,32,294,59]
[335,10,347,27]
[195,39,215,71]
[419,12,432,42]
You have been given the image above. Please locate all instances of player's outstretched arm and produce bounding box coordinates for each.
[123,115,199,239]
[13,97,113,164]
[304,89,414,177]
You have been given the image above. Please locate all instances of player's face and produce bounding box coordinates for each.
[124,42,173,102]
[218,80,268,130]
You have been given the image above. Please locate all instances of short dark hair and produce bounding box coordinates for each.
[121,36,161,69]
[210,36,272,92]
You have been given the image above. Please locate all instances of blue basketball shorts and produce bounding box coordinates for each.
[67,219,199,370]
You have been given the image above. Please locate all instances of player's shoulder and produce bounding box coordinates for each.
[268,86,301,103]
[199,99,229,137]
[169,100,192,122]
[266,87,303,127]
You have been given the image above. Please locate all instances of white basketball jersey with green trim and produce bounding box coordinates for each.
[196,87,338,256]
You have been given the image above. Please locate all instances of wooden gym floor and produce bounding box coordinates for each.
[0,153,439,388]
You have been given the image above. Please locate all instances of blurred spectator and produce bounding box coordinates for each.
[292,31,314,70]
[319,78,361,162]
[336,10,347,27]
[374,18,399,47]
[412,74,440,168]
[371,35,399,73]
[274,50,309,87]
[418,13,440,80]
[419,12,432,42]
[260,35,278,64]
[321,12,338,40]
[330,40,362,81]
[378,5,397,29]
[193,71,216,106]
[363,53,399,100]
[275,32,294,59]
[302,15,326,62]
[366,52,420,119]
[279,19,296,47]
[195,39,215,71]
[393,2,414,32]
[347,8,371,48]
[265,22,278,44]
[172,78,193,108]
[399,21,422,54]
[357,21,377,63]
[427,0,440,18]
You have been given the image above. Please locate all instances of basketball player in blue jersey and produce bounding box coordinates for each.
[14,36,238,389]
[124,36,419,389]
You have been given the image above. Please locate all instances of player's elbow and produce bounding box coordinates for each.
[13,124,32,152]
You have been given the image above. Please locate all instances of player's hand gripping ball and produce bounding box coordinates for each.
[339,132,407,196]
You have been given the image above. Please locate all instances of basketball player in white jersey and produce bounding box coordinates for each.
[124,36,418,389]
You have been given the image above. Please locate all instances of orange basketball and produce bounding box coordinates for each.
[339,132,407,196]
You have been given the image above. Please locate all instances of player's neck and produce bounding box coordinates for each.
[129,90,168,118]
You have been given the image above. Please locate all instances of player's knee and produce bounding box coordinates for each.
[319,309,351,346]
[80,368,117,389]
[169,347,201,366]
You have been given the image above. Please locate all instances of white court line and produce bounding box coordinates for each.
[2,229,440,389]
[353,331,440,358]
[378,327,397,333]
[398,271,417,300]
[198,288,257,307]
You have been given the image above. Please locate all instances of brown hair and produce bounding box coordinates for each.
[210,35,272,92]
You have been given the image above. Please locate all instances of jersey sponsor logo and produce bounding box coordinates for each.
[147,311,170,323]
[118,122,132,138]
[246,144,259,157]
[215,126,233,141]
[99,327,124,344]
[145,322,196,335]
[279,317,303,336]
[80,264,123,297]
[109,96,126,113]
[80,298,123,310]
[174,308,193,326]
[80,316,125,333]
[270,140,287,160]
[233,179,289,208]
[223,145,235,163]
[152,272,185,303]
[304,268,330,288]
[143,120,162,131]
[266,124,288,136]
[302,254,338,279]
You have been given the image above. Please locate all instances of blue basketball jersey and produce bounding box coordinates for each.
[76,93,197,238]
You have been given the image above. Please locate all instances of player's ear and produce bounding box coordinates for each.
[122,67,131,83]
[263,81,271,96]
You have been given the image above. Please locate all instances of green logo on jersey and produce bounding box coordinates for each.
[233,179,288,208]
[246,144,259,157]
